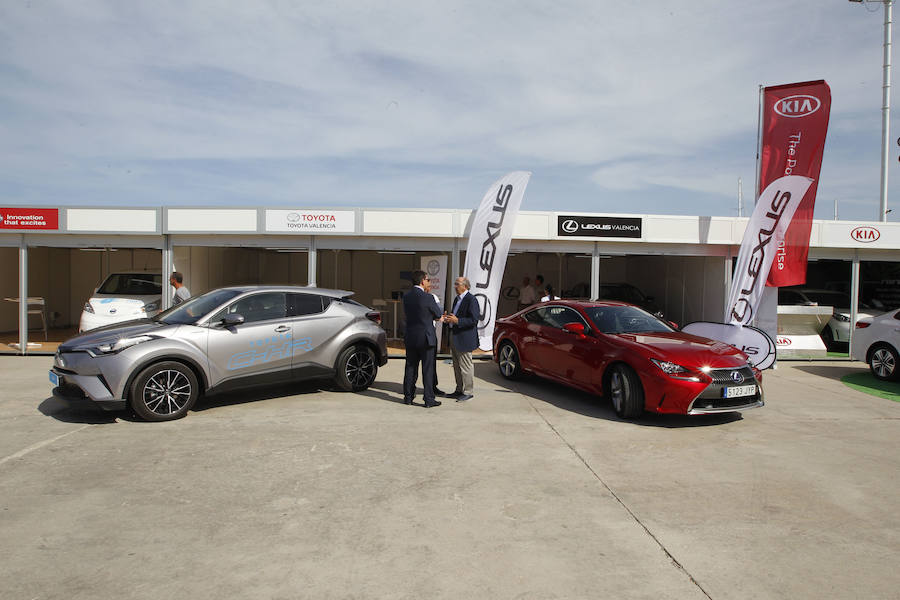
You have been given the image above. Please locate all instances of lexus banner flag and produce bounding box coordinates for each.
[463,171,532,351]
[759,80,831,287]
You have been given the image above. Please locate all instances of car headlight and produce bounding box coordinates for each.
[93,335,156,355]
[650,358,701,381]
[142,302,159,313]
[83,302,94,314]
[650,358,688,374]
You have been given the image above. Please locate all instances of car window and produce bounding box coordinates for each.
[585,305,673,334]
[97,273,162,295]
[289,293,328,316]
[543,306,587,329]
[522,308,547,325]
[223,292,288,324]
[157,288,242,325]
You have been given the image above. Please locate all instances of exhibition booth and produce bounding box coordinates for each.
[1,206,898,357]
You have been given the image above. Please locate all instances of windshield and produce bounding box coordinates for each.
[97,273,162,295]
[585,305,673,334]
[154,289,242,325]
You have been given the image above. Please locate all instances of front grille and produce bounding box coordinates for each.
[707,366,755,384]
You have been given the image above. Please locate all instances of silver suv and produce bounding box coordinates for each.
[50,286,388,421]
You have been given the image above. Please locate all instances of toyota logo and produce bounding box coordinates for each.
[561,219,579,234]
[286,212,301,223]
[730,371,744,384]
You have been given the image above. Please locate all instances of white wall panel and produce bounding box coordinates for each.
[167,209,257,232]
[363,211,454,235]
[67,209,157,232]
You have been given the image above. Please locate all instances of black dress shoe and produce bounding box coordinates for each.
[424,400,442,408]
[403,398,413,405]
[447,390,463,398]
[455,394,473,402]
[433,388,447,397]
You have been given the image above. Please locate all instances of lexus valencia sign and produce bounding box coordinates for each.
[557,215,642,238]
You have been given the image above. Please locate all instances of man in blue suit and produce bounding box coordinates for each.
[402,270,443,407]
[443,276,481,402]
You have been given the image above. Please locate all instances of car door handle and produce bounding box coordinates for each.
[274,325,290,333]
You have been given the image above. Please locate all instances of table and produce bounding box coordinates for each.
[4,297,48,340]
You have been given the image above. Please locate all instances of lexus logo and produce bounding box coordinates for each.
[730,371,744,384]
[774,95,822,118]
[561,219,579,234]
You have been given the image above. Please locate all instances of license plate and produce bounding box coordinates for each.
[723,384,756,398]
[49,370,59,387]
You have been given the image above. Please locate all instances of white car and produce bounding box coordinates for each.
[851,308,900,380]
[778,288,874,347]
[79,272,163,332]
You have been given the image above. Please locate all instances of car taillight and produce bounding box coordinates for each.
[365,311,382,324]
[855,322,871,329]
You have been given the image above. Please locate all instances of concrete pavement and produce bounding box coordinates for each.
[1,357,897,599]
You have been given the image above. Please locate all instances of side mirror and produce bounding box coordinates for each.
[222,313,245,327]
[563,322,587,338]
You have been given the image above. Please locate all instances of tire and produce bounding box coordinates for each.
[335,345,378,391]
[129,361,199,422]
[868,344,900,381]
[497,341,523,380]
[606,364,644,419]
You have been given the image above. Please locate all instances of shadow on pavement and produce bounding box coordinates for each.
[38,396,128,424]
[474,362,743,428]
[792,363,867,382]
[194,379,330,412]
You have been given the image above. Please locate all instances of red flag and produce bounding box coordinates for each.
[759,80,831,287]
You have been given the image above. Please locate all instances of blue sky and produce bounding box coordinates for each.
[1,1,898,221]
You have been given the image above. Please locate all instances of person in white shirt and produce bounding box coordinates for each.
[518,276,536,310]
[541,284,559,302]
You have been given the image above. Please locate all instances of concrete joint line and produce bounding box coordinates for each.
[0,425,91,467]
[527,400,714,600]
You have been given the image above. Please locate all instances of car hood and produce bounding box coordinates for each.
[59,319,173,352]
[612,331,748,368]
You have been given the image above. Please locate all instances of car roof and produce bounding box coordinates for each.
[528,299,632,309]
[214,285,354,299]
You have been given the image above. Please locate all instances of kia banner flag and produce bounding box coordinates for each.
[727,175,814,327]
[759,80,831,287]
[463,171,532,351]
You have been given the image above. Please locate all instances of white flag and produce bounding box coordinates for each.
[464,171,532,351]
[727,175,814,327]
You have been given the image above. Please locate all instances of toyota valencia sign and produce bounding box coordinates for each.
[557,215,642,238]
[266,210,355,233]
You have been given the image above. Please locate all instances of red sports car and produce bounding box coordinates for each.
[492,300,763,418]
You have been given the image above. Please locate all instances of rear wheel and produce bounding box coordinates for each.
[335,345,378,391]
[497,342,523,380]
[869,344,900,381]
[607,364,644,419]
[130,361,199,421]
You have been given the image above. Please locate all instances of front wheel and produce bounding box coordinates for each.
[606,364,644,419]
[130,361,199,421]
[335,345,378,391]
[869,344,900,381]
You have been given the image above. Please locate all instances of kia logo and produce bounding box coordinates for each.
[730,371,744,384]
[561,219,579,233]
[776,337,791,346]
[851,226,880,243]
[774,95,822,118]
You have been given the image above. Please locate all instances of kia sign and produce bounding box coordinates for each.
[0,208,59,230]
[851,226,880,243]
[265,210,355,233]
[557,215,642,238]
[774,95,822,118]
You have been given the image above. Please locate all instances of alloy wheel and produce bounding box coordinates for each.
[142,369,193,416]
[872,348,896,378]
[499,345,517,377]
[346,350,376,387]
[610,370,625,414]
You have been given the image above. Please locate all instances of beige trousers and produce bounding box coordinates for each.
[450,341,475,395]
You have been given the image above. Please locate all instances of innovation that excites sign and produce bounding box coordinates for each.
[557,215,642,238]
[0,208,59,230]
[265,210,355,233]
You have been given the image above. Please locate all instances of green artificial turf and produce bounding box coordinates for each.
[841,372,900,402]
